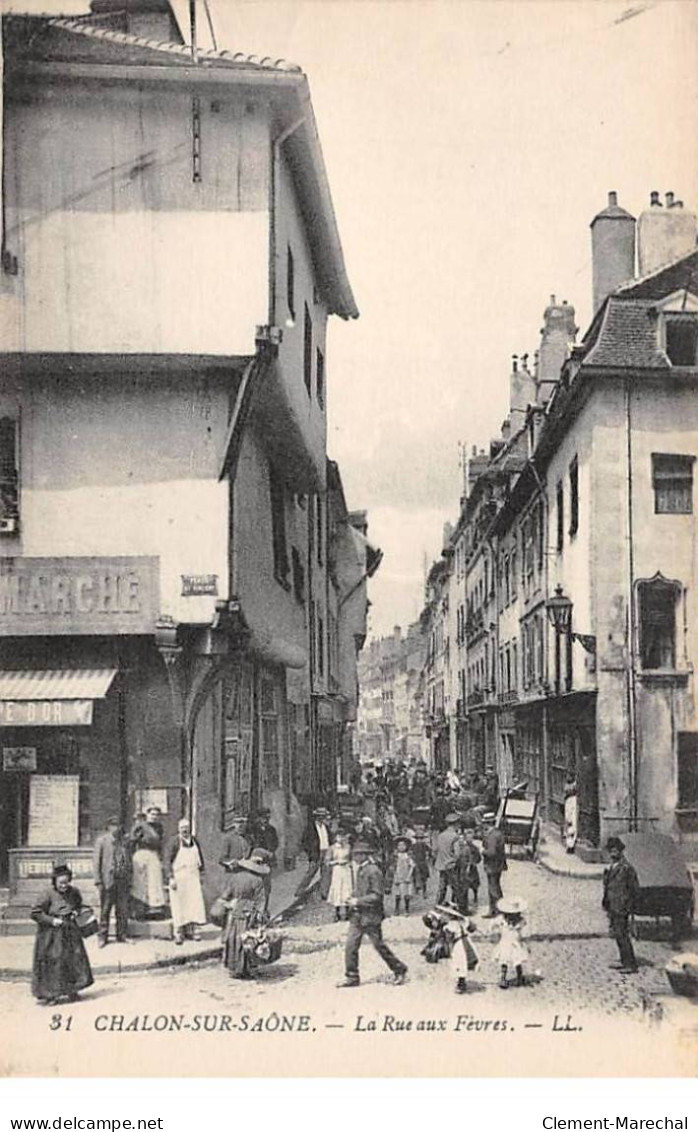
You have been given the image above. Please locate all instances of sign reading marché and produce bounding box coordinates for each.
[0,557,159,635]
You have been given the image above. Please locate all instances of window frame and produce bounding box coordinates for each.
[269,463,290,588]
[568,456,579,537]
[303,303,313,396]
[637,574,681,671]
[652,452,694,515]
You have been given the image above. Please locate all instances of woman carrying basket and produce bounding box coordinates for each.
[30,864,94,1006]
[219,850,269,979]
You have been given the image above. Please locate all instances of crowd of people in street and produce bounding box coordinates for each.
[29,759,644,1005]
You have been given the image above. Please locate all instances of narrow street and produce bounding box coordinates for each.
[1,858,687,1077]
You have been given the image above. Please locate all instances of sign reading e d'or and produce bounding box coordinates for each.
[0,557,159,636]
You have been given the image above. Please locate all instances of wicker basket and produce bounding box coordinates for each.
[665,955,698,997]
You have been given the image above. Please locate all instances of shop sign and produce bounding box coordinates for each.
[3,746,37,770]
[0,556,159,636]
[181,574,218,597]
[0,700,93,727]
[17,854,92,880]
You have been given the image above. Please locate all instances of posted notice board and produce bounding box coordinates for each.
[28,775,80,847]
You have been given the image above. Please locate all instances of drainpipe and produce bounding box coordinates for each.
[625,377,639,830]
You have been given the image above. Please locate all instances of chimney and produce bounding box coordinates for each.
[638,189,698,276]
[90,0,183,42]
[510,351,536,434]
[537,295,578,406]
[590,191,636,312]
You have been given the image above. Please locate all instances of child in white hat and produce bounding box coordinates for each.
[493,896,530,988]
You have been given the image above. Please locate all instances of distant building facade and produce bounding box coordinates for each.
[416,191,698,862]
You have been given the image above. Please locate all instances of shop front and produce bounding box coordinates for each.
[0,555,170,911]
[547,692,599,846]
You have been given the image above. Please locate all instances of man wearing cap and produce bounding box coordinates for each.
[338,840,408,988]
[220,816,250,873]
[92,816,133,946]
[602,837,640,973]
[245,809,279,864]
[434,813,462,905]
[481,821,508,917]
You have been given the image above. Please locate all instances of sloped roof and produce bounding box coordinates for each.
[4,12,301,72]
[583,298,669,369]
[3,11,357,320]
[615,247,698,302]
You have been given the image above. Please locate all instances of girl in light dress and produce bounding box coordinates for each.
[393,836,416,915]
[494,896,531,988]
[326,830,353,921]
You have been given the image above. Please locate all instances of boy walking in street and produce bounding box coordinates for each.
[337,840,408,988]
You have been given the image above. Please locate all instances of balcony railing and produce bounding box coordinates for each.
[498,690,520,705]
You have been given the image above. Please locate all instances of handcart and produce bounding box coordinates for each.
[496,787,540,859]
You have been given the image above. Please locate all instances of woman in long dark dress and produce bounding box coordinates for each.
[220,853,268,979]
[31,864,94,1005]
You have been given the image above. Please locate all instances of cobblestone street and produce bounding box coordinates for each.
[2,857,692,1077]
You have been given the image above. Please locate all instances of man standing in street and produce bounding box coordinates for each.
[602,836,640,973]
[220,815,250,872]
[93,816,133,947]
[481,820,507,917]
[296,806,333,898]
[434,813,462,905]
[338,840,408,988]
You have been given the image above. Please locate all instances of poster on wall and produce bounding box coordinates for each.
[27,775,80,847]
[134,788,169,815]
[2,747,37,771]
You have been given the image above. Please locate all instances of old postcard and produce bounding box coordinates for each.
[0,0,697,1079]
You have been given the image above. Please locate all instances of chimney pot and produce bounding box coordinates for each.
[512,355,518,372]
[675,200,684,209]
[666,191,675,208]
[608,191,618,207]
[650,191,662,207]
[550,293,556,306]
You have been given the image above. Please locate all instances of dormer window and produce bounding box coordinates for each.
[664,312,698,366]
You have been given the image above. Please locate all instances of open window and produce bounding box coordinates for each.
[664,313,698,366]
[638,573,681,670]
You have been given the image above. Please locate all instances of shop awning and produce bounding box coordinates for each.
[0,669,117,700]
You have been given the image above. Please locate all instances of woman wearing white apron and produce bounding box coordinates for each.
[130,806,166,919]
[563,775,578,854]
[165,819,207,943]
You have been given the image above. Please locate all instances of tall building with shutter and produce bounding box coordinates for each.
[0,1,371,912]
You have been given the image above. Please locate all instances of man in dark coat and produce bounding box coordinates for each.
[434,813,462,904]
[296,807,333,898]
[602,836,640,973]
[481,822,507,917]
[338,841,408,987]
[245,810,279,863]
[92,816,133,946]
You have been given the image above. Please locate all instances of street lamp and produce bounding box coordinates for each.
[545,585,596,653]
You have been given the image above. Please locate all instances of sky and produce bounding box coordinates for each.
[10,0,698,639]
